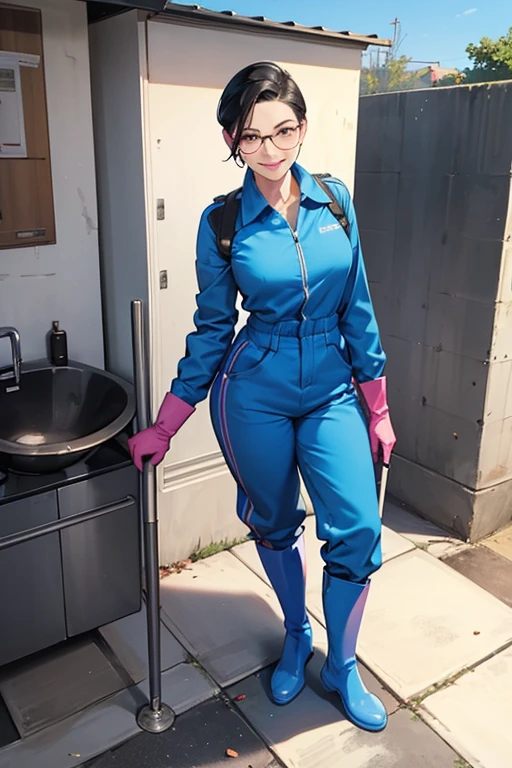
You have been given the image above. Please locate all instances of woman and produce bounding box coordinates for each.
[128,62,396,732]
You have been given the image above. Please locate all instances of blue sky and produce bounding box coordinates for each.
[179,1,510,69]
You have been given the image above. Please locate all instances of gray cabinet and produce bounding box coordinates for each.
[0,492,66,666]
[59,466,141,636]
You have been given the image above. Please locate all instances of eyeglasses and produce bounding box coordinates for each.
[238,124,301,155]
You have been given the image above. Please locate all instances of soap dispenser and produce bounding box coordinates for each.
[49,321,68,366]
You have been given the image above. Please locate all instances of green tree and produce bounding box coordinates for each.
[464,27,512,82]
[360,55,422,95]
[387,55,413,89]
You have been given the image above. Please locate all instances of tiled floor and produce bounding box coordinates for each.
[482,524,512,561]
[0,696,17,750]
[382,496,466,558]
[0,605,216,768]
[228,663,458,768]
[443,545,512,608]
[159,550,287,687]
[357,549,512,700]
[1,501,511,768]
[230,513,512,702]
[83,697,280,768]
[0,663,216,768]
[0,635,126,737]
[98,601,188,683]
[422,645,512,768]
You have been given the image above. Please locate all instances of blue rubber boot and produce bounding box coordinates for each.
[257,535,313,705]
[320,571,387,731]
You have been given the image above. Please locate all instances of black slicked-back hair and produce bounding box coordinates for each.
[217,61,307,163]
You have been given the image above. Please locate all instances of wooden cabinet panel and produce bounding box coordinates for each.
[0,158,55,246]
[0,4,55,248]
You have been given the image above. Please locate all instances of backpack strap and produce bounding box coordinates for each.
[313,174,350,238]
[208,187,242,262]
[208,173,349,262]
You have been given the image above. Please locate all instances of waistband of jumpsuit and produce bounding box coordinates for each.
[246,314,340,351]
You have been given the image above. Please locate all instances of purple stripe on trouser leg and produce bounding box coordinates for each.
[210,339,258,538]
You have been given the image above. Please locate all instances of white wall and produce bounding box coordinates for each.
[0,0,104,369]
[145,19,363,561]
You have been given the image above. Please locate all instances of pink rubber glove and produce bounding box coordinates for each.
[358,377,396,464]
[127,392,195,472]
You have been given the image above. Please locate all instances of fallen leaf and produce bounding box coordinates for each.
[226,748,239,758]
[234,694,246,701]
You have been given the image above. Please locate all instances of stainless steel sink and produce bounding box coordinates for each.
[0,360,135,473]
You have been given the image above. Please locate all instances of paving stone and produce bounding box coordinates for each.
[0,663,215,768]
[99,603,187,683]
[422,645,512,768]
[0,696,18,750]
[356,549,512,700]
[82,697,279,768]
[229,626,399,716]
[228,664,457,768]
[483,524,512,562]
[443,545,512,608]
[383,497,465,558]
[0,636,125,737]
[159,551,286,687]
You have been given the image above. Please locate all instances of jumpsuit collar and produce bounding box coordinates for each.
[240,162,333,227]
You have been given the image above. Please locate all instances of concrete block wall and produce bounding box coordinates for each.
[355,81,512,541]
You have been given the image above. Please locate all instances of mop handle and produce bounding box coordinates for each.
[131,300,170,726]
[378,463,390,519]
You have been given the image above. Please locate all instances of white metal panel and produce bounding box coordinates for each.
[144,18,362,560]
[89,10,150,380]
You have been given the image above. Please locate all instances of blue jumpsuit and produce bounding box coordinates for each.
[171,163,386,584]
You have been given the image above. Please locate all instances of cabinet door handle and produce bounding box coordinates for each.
[0,495,136,552]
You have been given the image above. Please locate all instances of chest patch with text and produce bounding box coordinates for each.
[319,223,342,234]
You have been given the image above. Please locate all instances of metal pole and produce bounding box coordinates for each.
[378,463,390,519]
[131,299,175,733]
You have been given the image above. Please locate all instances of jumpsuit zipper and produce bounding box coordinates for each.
[289,226,309,320]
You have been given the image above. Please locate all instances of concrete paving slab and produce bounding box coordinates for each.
[83,697,279,768]
[228,625,399,719]
[0,636,125,737]
[232,516,415,626]
[159,551,287,687]
[443,545,512,608]
[383,497,465,558]
[356,549,512,700]
[228,663,456,768]
[99,602,187,684]
[0,663,215,768]
[483,524,512,562]
[0,697,17,750]
[422,645,512,768]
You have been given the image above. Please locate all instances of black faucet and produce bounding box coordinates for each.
[0,327,22,389]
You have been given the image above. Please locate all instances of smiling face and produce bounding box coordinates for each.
[236,100,307,182]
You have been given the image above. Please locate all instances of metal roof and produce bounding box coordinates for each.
[158,3,392,49]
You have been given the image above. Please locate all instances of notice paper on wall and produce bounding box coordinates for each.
[0,50,40,158]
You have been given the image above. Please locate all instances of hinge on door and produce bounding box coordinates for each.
[156,198,165,220]
[160,270,168,289]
